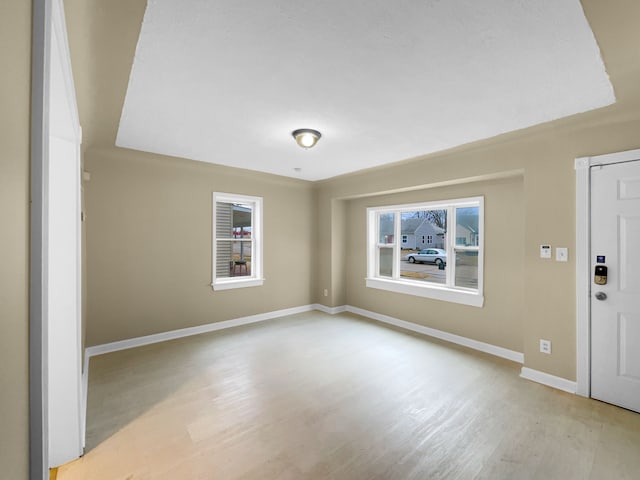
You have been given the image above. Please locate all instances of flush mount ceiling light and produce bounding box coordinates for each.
[292,128,321,149]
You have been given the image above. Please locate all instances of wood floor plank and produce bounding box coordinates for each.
[58,312,640,479]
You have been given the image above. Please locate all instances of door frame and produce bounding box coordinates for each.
[31,0,83,476]
[48,0,84,464]
[575,148,640,397]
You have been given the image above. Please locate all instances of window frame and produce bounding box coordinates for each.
[366,196,484,307]
[212,192,264,291]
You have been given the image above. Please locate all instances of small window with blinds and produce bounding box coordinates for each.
[212,193,263,290]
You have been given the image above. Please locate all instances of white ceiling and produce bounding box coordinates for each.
[116,0,615,181]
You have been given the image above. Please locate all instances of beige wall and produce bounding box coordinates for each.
[64,0,147,150]
[0,0,31,478]
[64,0,318,347]
[346,176,524,353]
[314,115,640,381]
[84,147,314,346]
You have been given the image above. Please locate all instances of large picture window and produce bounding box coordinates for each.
[212,192,263,290]
[366,197,484,307]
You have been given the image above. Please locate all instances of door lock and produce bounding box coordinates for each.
[594,265,608,285]
[594,291,607,301]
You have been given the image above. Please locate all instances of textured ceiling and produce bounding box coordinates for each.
[116,0,615,181]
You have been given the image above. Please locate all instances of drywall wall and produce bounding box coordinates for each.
[345,177,524,354]
[64,0,147,150]
[64,0,317,347]
[0,0,31,477]
[315,116,640,381]
[84,147,314,346]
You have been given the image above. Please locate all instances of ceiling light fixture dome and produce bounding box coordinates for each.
[292,128,321,149]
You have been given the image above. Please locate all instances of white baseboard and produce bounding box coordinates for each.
[344,305,525,364]
[85,304,316,358]
[312,303,347,315]
[84,303,521,365]
[520,367,577,394]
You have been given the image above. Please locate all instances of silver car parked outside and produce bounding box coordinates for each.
[405,249,447,265]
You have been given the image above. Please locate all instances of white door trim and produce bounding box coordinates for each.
[575,148,640,397]
[31,0,83,475]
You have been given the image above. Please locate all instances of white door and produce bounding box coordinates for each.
[590,159,640,413]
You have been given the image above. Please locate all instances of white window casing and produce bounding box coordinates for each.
[366,197,484,307]
[212,192,264,291]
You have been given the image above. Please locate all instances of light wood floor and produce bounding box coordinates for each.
[58,312,640,480]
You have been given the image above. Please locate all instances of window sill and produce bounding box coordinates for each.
[365,277,483,307]
[212,278,264,291]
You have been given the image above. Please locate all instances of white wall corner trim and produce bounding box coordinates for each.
[344,305,524,364]
[520,367,577,394]
[85,305,316,358]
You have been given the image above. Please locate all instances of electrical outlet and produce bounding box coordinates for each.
[323,289,328,297]
[540,339,552,354]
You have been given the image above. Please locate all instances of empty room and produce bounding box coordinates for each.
[2,0,640,479]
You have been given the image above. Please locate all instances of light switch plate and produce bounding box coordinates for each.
[540,245,552,259]
[556,247,568,262]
